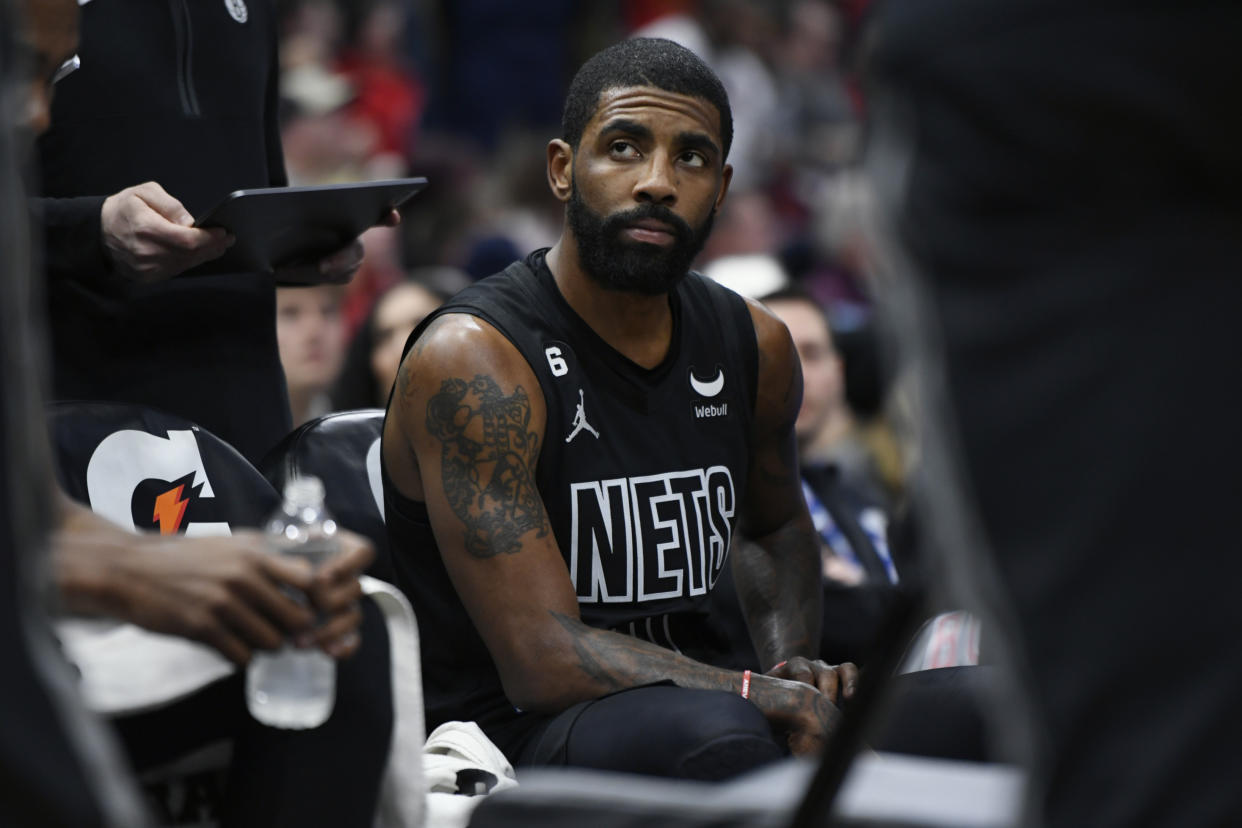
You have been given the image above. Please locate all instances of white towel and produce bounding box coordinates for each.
[423,720,518,795]
[423,721,518,828]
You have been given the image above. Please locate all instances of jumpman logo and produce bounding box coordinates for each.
[565,389,601,443]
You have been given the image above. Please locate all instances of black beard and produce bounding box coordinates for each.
[567,183,715,295]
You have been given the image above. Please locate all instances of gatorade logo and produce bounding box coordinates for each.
[86,429,231,537]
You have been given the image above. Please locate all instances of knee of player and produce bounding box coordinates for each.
[665,691,783,780]
[680,690,775,743]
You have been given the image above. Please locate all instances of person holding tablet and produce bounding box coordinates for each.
[31,0,391,464]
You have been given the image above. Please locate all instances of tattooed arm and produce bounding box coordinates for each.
[734,301,861,694]
[382,312,845,754]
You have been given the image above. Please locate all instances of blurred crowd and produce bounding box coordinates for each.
[274,0,898,501]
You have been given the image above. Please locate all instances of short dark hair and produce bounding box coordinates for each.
[562,38,733,162]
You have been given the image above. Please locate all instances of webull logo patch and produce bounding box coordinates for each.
[694,402,728,419]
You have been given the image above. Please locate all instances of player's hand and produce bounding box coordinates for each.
[767,657,859,705]
[787,687,841,756]
[751,674,842,757]
[107,530,317,665]
[101,181,233,282]
[302,529,374,659]
[275,208,399,286]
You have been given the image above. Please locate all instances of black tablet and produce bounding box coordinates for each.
[192,177,427,276]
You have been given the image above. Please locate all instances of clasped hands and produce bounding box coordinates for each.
[762,656,861,757]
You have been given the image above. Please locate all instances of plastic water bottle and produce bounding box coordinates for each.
[246,476,338,729]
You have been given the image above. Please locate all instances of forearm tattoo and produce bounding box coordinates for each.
[550,612,631,693]
[550,611,729,694]
[426,375,549,557]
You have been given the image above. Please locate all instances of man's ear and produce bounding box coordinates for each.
[547,139,573,203]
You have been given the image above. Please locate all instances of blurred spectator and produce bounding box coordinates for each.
[280,95,381,186]
[764,286,892,511]
[276,284,348,427]
[702,252,789,300]
[336,0,425,166]
[331,268,462,410]
[340,223,407,337]
[627,1,711,56]
[772,0,859,174]
[699,191,783,264]
[622,0,698,32]
[421,0,583,151]
[632,0,781,193]
[470,131,564,257]
[279,0,349,111]
[280,0,419,184]
[366,280,447,397]
[461,234,522,282]
[278,0,372,185]
[705,253,904,519]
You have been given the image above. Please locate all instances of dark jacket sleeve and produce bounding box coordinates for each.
[30,195,110,282]
[264,24,287,188]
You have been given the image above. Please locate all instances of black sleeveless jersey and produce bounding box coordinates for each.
[383,249,760,742]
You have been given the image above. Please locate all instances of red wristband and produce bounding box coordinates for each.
[741,669,752,699]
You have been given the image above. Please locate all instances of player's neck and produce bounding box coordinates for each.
[546,239,674,370]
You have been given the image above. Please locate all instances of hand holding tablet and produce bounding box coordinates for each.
[192,177,427,280]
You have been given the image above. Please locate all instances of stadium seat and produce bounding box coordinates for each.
[49,400,281,538]
[259,408,394,583]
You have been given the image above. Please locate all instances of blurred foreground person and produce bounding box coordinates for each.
[866,1,1242,824]
[383,37,857,781]
[1,1,148,823]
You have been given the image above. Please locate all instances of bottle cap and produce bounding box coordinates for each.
[284,475,326,510]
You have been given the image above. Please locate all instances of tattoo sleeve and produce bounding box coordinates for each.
[548,610,838,744]
[550,611,733,694]
[425,375,550,557]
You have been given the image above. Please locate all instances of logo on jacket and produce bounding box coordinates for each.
[86,429,230,537]
[565,389,600,443]
[225,0,248,23]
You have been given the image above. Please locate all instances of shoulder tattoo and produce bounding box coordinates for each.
[426,375,549,557]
